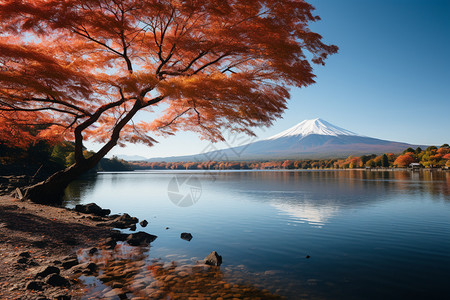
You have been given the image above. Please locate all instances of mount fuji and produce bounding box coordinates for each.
[147,118,422,161]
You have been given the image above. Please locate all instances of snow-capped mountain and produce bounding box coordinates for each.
[266,118,360,140]
[147,118,423,161]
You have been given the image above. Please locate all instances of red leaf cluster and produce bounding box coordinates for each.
[1,0,337,163]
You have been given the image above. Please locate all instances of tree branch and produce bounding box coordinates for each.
[87,100,143,166]
[193,53,230,74]
[157,108,191,129]
[0,104,81,116]
[73,96,129,163]
[72,27,123,57]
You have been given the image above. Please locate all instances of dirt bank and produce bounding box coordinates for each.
[0,196,113,299]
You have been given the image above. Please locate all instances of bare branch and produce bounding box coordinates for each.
[157,108,191,129]
[72,26,123,57]
[193,53,230,74]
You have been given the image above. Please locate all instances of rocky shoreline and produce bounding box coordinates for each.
[0,196,116,299]
[0,196,160,299]
[0,196,283,300]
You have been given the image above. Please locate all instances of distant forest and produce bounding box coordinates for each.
[131,145,450,170]
[1,142,449,177]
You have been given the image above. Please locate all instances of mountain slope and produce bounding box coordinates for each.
[147,118,423,162]
[266,118,360,139]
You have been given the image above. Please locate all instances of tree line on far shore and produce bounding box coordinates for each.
[1,142,448,177]
[131,145,450,170]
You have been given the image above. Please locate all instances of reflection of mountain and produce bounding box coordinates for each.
[271,202,339,226]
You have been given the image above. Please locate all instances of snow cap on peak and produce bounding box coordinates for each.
[266,118,360,140]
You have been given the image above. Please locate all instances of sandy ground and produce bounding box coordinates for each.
[0,196,112,299]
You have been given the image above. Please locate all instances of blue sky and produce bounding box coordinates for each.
[94,0,450,158]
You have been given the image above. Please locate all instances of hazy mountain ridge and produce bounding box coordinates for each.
[115,155,149,161]
[145,119,424,162]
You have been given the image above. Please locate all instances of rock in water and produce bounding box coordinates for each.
[70,262,98,275]
[204,251,222,266]
[180,232,193,241]
[75,203,111,217]
[110,213,139,229]
[126,232,157,246]
[140,220,148,227]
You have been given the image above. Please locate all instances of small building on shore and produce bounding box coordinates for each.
[409,163,421,170]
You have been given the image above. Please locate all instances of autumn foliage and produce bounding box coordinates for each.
[130,145,450,170]
[0,0,337,154]
[393,153,415,168]
[0,0,338,201]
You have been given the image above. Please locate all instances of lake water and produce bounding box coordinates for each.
[64,170,450,300]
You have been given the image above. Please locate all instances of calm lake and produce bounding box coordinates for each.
[64,170,450,300]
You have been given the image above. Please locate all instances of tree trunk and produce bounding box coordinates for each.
[23,99,144,204]
[24,161,93,204]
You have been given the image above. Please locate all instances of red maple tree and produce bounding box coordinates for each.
[0,0,337,203]
[393,153,416,168]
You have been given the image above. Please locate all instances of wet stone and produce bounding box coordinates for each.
[127,231,157,246]
[204,251,222,266]
[181,232,193,241]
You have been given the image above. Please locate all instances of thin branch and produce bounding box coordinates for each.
[157,108,191,129]
[193,53,230,74]
[5,96,92,116]
[180,50,209,73]
[0,105,81,116]
[143,95,165,108]
[72,26,123,57]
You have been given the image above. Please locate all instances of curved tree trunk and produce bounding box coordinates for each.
[23,99,145,204]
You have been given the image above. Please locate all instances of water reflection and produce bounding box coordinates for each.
[77,244,282,299]
[271,202,339,227]
[65,170,450,300]
[64,174,99,206]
